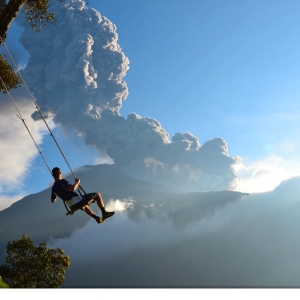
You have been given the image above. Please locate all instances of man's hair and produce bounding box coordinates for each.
[52,167,61,178]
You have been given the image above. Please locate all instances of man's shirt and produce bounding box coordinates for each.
[51,179,79,201]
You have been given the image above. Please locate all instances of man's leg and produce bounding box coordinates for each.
[83,205,96,217]
[83,205,102,223]
[94,192,114,219]
[95,192,105,211]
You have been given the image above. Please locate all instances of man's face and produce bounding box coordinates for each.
[54,170,62,180]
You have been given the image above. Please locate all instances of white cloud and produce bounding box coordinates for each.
[47,204,214,263]
[0,194,24,211]
[0,94,53,208]
[93,156,114,165]
[47,196,237,264]
[234,154,300,193]
[105,198,134,211]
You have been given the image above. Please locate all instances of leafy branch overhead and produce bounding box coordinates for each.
[0,0,60,93]
[0,0,60,41]
[0,0,89,93]
[25,0,61,32]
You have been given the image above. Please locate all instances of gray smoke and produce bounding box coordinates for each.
[16,0,238,191]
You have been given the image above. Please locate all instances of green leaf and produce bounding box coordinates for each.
[0,235,70,288]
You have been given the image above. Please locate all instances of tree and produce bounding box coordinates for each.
[0,54,21,93]
[0,0,61,93]
[0,0,89,93]
[0,234,70,288]
[0,276,8,288]
[0,0,60,41]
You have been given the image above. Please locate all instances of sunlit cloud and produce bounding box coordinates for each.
[105,198,134,212]
[93,156,114,165]
[0,94,54,206]
[234,154,300,193]
[0,194,23,211]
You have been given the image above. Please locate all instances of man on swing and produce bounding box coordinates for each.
[50,167,114,223]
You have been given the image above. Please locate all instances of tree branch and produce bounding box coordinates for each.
[0,0,27,42]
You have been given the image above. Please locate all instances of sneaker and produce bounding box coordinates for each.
[95,217,105,224]
[102,211,115,220]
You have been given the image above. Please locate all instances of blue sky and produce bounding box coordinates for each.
[2,0,300,208]
[93,0,300,162]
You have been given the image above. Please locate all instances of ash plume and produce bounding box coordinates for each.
[15,0,238,191]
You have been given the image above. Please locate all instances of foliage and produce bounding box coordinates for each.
[0,235,70,288]
[24,0,63,32]
[24,0,89,32]
[0,54,21,93]
[0,0,90,91]
[0,276,8,288]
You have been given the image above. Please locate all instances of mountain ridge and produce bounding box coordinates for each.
[0,164,248,265]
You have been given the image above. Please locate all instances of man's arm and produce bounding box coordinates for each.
[68,178,80,191]
[51,189,56,203]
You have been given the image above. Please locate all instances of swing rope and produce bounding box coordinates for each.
[0,75,52,175]
[0,39,90,214]
[0,37,78,180]
[0,75,74,214]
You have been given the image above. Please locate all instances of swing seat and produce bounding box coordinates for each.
[66,196,96,215]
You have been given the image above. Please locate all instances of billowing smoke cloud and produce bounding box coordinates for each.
[16,0,238,191]
[17,0,129,126]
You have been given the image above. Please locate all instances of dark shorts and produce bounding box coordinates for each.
[82,193,97,202]
[69,193,97,211]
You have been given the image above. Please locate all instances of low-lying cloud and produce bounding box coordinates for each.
[234,154,300,193]
[48,196,238,272]
[48,177,300,288]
